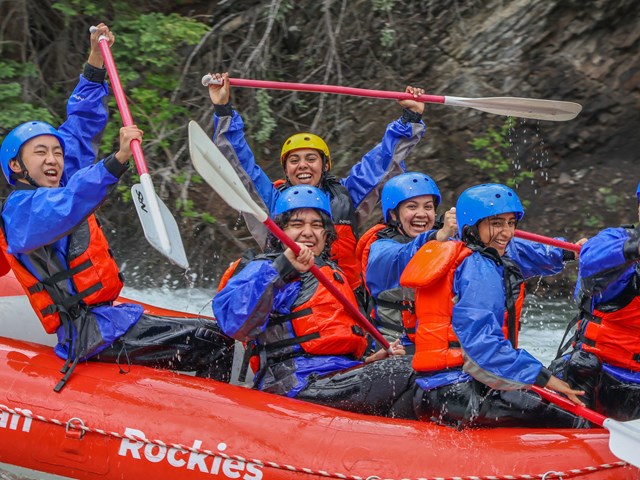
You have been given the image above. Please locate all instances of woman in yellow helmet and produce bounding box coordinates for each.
[208,72,426,290]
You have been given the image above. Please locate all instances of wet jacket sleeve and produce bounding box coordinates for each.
[212,110,279,212]
[575,227,639,306]
[451,254,544,389]
[365,230,434,298]
[212,254,300,341]
[342,115,426,220]
[2,155,124,254]
[506,237,565,279]
[59,71,110,183]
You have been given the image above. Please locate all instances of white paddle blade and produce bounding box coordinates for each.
[131,184,189,269]
[444,96,582,121]
[188,121,268,222]
[604,417,640,468]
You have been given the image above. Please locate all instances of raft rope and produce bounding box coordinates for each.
[0,404,630,480]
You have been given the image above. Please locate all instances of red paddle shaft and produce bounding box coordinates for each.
[532,385,605,426]
[515,230,581,253]
[95,36,148,175]
[263,218,392,352]
[206,76,444,104]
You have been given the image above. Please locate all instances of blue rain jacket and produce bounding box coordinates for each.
[1,75,143,359]
[213,110,425,216]
[213,257,362,397]
[574,226,640,383]
[416,238,566,391]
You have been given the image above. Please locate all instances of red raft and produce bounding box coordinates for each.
[1,272,639,480]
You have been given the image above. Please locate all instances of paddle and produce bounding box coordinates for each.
[515,230,581,253]
[202,75,582,122]
[532,385,640,468]
[90,26,188,269]
[187,120,393,354]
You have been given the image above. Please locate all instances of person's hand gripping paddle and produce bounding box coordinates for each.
[90,26,188,269]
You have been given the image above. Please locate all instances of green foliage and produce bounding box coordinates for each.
[116,173,139,203]
[466,117,534,189]
[583,213,604,229]
[98,14,209,156]
[250,90,277,144]
[0,61,56,133]
[176,198,216,224]
[380,27,396,49]
[372,0,396,14]
[273,0,294,21]
[51,0,138,21]
[597,186,623,210]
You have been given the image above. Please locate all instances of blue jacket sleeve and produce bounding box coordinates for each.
[212,255,300,341]
[2,159,120,254]
[59,75,110,183]
[575,227,639,306]
[341,117,425,217]
[506,237,565,279]
[365,231,433,298]
[451,254,543,389]
[213,110,280,212]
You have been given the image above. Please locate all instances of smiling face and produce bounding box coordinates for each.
[282,208,327,256]
[283,148,325,186]
[9,135,64,187]
[477,212,517,256]
[391,194,437,238]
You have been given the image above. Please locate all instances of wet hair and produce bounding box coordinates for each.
[266,209,337,259]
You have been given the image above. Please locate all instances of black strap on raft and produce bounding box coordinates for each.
[54,307,89,392]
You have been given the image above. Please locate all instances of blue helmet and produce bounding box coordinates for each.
[636,181,640,202]
[456,183,524,237]
[273,185,332,219]
[381,172,441,222]
[1,121,65,185]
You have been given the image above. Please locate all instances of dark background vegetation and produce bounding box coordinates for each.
[1,0,638,297]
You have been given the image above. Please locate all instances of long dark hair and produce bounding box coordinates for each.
[266,209,337,259]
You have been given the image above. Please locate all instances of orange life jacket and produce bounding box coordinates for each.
[401,241,524,372]
[580,296,640,371]
[220,253,367,374]
[0,214,123,333]
[356,223,417,341]
[276,177,361,289]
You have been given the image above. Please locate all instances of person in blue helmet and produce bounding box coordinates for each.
[401,183,586,428]
[356,172,457,348]
[214,185,418,418]
[553,181,640,421]
[0,24,233,391]
[207,72,427,291]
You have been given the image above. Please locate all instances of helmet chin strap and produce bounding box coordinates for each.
[12,154,41,188]
[389,208,411,238]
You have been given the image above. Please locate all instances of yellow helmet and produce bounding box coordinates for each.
[280,133,331,171]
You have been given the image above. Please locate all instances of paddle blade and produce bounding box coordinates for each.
[444,96,582,121]
[605,417,640,468]
[131,184,189,269]
[188,121,268,222]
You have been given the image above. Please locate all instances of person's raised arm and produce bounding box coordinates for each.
[208,71,279,213]
[59,23,113,182]
[342,85,426,219]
